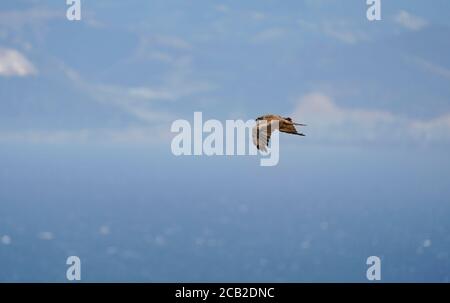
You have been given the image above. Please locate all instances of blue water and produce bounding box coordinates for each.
[0,143,449,282]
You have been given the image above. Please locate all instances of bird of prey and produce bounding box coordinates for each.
[252,114,306,152]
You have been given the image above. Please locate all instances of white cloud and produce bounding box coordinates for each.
[93,83,177,103]
[76,82,178,124]
[292,92,450,146]
[394,11,428,31]
[215,4,230,14]
[132,34,193,64]
[153,35,192,51]
[322,26,369,45]
[60,63,214,124]
[298,19,370,45]
[249,11,266,21]
[143,51,175,63]
[0,8,61,29]
[0,126,172,145]
[411,114,450,142]
[251,28,286,43]
[406,56,450,80]
[0,48,37,77]
[128,87,177,100]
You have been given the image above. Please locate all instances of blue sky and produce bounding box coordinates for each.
[1,1,450,282]
[1,0,450,146]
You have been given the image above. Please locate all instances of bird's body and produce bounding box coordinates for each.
[252,114,306,151]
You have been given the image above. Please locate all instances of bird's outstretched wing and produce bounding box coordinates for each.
[252,120,277,152]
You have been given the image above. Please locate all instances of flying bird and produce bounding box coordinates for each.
[252,114,306,152]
